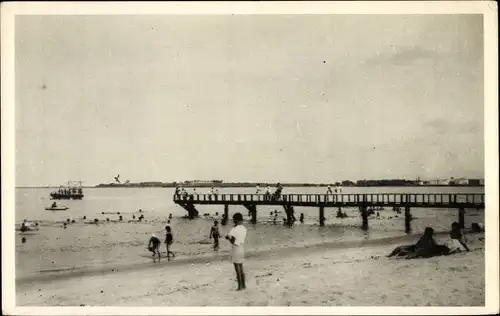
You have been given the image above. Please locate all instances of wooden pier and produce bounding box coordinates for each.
[173,193,485,232]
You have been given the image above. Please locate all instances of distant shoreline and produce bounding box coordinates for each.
[16,183,485,189]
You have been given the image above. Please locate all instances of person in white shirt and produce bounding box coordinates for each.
[226,212,247,291]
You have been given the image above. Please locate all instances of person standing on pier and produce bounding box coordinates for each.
[256,185,261,194]
[226,212,247,291]
[209,220,220,251]
[326,185,333,194]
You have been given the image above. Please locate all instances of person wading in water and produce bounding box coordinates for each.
[165,225,175,260]
[226,213,247,291]
[209,220,220,251]
[148,234,161,262]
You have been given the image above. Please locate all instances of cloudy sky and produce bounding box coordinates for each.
[15,14,484,186]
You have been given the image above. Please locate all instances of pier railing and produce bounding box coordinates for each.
[173,193,485,208]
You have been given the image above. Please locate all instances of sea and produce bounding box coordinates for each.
[15,186,484,281]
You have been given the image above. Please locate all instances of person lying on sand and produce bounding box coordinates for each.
[388,227,450,259]
[445,222,470,253]
[148,234,161,262]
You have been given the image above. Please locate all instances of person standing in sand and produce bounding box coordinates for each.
[165,225,175,260]
[226,212,247,291]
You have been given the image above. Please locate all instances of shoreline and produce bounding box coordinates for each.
[17,232,485,306]
[16,230,458,286]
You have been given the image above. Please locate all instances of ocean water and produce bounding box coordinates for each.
[15,186,484,279]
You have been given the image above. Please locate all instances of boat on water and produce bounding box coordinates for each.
[45,206,69,211]
[50,181,84,200]
[45,202,69,211]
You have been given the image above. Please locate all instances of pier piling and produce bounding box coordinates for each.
[222,204,229,226]
[404,207,412,233]
[458,208,465,229]
[360,206,368,230]
[244,204,258,224]
[283,205,295,226]
[319,206,325,227]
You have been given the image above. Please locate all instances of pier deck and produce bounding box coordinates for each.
[173,193,485,232]
[174,193,484,208]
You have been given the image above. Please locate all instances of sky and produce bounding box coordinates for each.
[15,14,484,186]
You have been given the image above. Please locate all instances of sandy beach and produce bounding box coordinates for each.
[17,232,485,306]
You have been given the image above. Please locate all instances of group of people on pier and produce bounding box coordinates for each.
[256,183,284,201]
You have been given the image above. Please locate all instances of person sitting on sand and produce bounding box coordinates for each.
[165,226,175,260]
[226,212,247,291]
[209,220,220,251]
[471,222,483,233]
[52,202,57,208]
[388,227,449,259]
[148,234,161,262]
[445,222,470,253]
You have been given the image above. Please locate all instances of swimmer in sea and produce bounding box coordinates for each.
[20,222,29,232]
[148,234,161,262]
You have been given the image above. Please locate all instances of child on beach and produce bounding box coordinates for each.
[165,226,175,260]
[148,234,161,262]
[226,212,247,291]
[209,220,220,251]
[445,222,470,253]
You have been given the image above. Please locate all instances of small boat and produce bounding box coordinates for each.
[45,206,69,211]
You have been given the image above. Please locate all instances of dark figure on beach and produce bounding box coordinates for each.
[221,213,228,226]
[119,215,123,221]
[165,226,175,260]
[299,213,304,223]
[446,222,470,253]
[209,221,220,251]
[132,214,136,220]
[226,212,247,291]
[471,222,483,233]
[169,213,173,220]
[83,216,86,220]
[388,227,449,259]
[21,237,27,244]
[52,202,57,208]
[148,234,161,262]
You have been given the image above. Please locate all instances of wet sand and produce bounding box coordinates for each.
[17,233,484,306]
